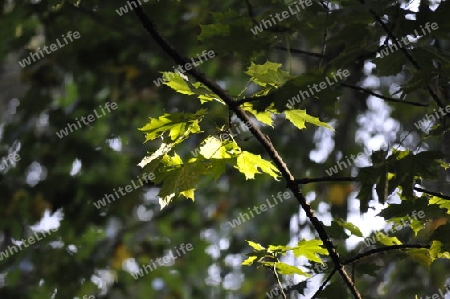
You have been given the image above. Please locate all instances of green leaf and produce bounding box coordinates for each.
[334,219,363,237]
[267,245,293,254]
[139,109,206,142]
[292,239,329,264]
[246,240,266,251]
[153,156,218,209]
[245,61,292,87]
[285,109,334,131]
[275,262,310,276]
[162,72,195,95]
[198,136,240,159]
[429,196,450,215]
[429,240,450,261]
[236,151,280,180]
[160,73,222,104]
[138,142,175,168]
[241,102,275,127]
[199,23,230,40]
[241,256,258,266]
[376,232,402,246]
[407,248,432,268]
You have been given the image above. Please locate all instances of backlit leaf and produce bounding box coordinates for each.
[236,151,280,180]
[285,109,334,131]
[292,239,329,264]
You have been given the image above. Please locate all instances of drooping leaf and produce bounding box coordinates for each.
[376,232,402,246]
[334,218,363,237]
[246,240,266,251]
[285,109,334,131]
[241,256,258,266]
[275,262,310,276]
[236,151,280,180]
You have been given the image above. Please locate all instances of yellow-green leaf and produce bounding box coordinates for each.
[275,262,310,277]
[285,109,334,131]
[376,232,402,246]
[138,142,174,168]
[293,239,329,264]
[429,196,450,215]
[139,110,205,142]
[241,102,275,127]
[236,151,280,180]
[199,136,239,159]
[268,245,292,254]
[242,256,258,266]
[407,248,432,268]
[429,241,450,260]
[162,72,195,95]
[246,240,266,251]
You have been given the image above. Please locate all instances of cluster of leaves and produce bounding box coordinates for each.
[138,63,333,208]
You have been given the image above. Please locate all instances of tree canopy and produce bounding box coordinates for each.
[1,0,450,298]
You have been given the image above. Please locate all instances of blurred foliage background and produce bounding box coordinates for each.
[0,0,450,298]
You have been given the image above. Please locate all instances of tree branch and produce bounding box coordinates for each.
[343,244,431,265]
[294,177,450,201]
[414,187,450,200]
[311,268,338,299]
[274,46,324,58]
[341,83,428,107]
[294,176,357,184]
[131,3,361,298]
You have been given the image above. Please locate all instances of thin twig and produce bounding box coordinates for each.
[318,1,330,68]
[275,46,324,58]
[273,264,287,299]
[310,268,337,299]
[294,176,356,184]
[341,83,428,107]
[294,177,450,201]
[343,244,430,265]
[414,187,450,200]
[234,95,267,106]
[245,0,257,26]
